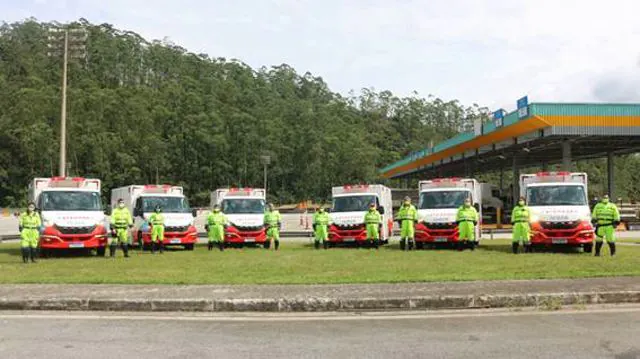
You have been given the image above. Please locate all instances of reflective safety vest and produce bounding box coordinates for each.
[207,211,227,226]
[313,211,331,226]
[397,204,418,222]
[19,212,41,229]
[456,206,478,222]
[511,205,530,223]
[111,207,133,228]
[149,212,165,226]
[264,210,282,226]
[364,210,382,224]
[592,202,620,225]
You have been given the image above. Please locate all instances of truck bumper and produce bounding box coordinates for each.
[328,227,368,243]
[139,229,198,246]
[224,230,267,244]
[414,223,461,243]
[40,226,108,249]
[530,221,595,246]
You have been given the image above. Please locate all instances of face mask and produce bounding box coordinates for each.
[464,202,470,207]
[213,209,220,213]
[28,206,35,212]
[603,198,609,204]
[404,202,410,206]
[518,201,524,206]
[118,203,125,209]
[319,208,324,212]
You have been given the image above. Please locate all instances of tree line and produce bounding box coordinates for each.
[1,19,638,207]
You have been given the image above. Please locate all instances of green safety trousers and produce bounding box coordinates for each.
[151,225,165,243]
[366,223,380,240]
[458,221,475,241]
[208,224,224,243]
[512,222,531,244]
[400,220,415,238]
[314,225,328,243]
[20,228,39,248]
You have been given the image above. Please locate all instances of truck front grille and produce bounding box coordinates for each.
[165,226,189,233]
[424,222,456,230]
[540,221,580,230]
[56,225,96,235]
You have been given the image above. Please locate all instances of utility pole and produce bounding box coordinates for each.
[260,155,271,195]
[47,25,87,177]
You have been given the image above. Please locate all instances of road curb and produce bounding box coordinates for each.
[2,291,640,312]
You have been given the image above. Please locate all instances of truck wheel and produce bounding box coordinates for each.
[416,242,424,250]
[184,244,194,251]
[96,246,106,257]
[583,244,593,253]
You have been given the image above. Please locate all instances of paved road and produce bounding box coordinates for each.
[1,307,640,358]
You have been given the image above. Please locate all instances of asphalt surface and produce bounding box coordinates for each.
[1,307,640,358]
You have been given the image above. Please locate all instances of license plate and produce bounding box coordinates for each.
[343,238,355,242]
[245,238,255,243]
[170,239,181,244]
[552,239,568,244]
[69,242,84,248]
[434,238,448,242]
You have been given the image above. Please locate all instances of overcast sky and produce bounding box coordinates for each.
[2,0,640,110]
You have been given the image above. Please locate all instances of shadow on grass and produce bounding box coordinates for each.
[479,243,586,255]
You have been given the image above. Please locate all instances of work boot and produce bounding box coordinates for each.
[109,244,116,257]
[457,241,464,251]
[512,242,519,254]
[609,242,616,256]
[314,241,320,250]
[323,241,328,250]
[30,247,37,262]
[207,242,213,251]
[524,244,531,253]
[21,247,29,263]
[218,242,224,252]
[274,240,280,251]
[374,239,379,250]
[159,243,164,254]
[469,241,475,251]
[151,242,156,254]
[595,241,603,257]
[122,244,129,258]
[408,239,414,251]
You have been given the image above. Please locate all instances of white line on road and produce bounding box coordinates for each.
[1,305,640,322]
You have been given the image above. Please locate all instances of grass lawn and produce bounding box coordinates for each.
[0,240,639,285]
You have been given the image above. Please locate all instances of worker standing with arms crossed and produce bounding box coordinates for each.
[149,205,165,254]
[456,197,479,251]
[592,194,621,256]
[511,196,531,254]
[364,202,382,249]
[312,205,331,250]
[206,204,227,251]
[264,203,282,251]
[110,198,133,258]
[398,196,418,251]
[19,201,41,263]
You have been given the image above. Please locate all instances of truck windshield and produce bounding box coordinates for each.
[332,195,377,212]
[40,191,102,211]
[221,199,265,214]
[419,190,470,209]
[142,197,191,213]
[527,185,587,206]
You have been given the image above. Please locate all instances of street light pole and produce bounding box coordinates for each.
[260,155,271,196]
[59,30,68,177]
[47,25,87,177]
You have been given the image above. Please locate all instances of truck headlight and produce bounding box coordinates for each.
[529,215,540,224]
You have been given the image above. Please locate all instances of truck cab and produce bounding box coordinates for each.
[111,185,198,250]
[414,178,482,247]
[29,177,109,254]
[211,188,267,247]
[328,184,393,245]
[520,172,594,251]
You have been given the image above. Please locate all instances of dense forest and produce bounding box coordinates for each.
[1,19,639,207]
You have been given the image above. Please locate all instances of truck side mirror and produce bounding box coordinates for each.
[104,207,112,216]
[192,208,198,218]
[378,206,385,215]
[133,208,142,218]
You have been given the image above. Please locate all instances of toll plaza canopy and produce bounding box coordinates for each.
[380,103,640,180]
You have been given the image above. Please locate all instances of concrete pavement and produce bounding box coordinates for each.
[1,307,640,358]
[1,277,640,312]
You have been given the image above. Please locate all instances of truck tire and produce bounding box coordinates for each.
[184,244,194,251]
[263,241,271,249]
[416,242,424,250]
[96,246,106,257]
[583,243,593,253]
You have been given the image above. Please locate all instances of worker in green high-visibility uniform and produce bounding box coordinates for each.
[19,202,41,263]
[312,206,331,250]
[592,194,621,256]
[264,203,282,251]
[364,202,382,249]
[397,196,418,251]
[511,196,531,254]
[206,204,227,251]
[455,197,479,251]
[110,198,133,258]
[149,205,165,254]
